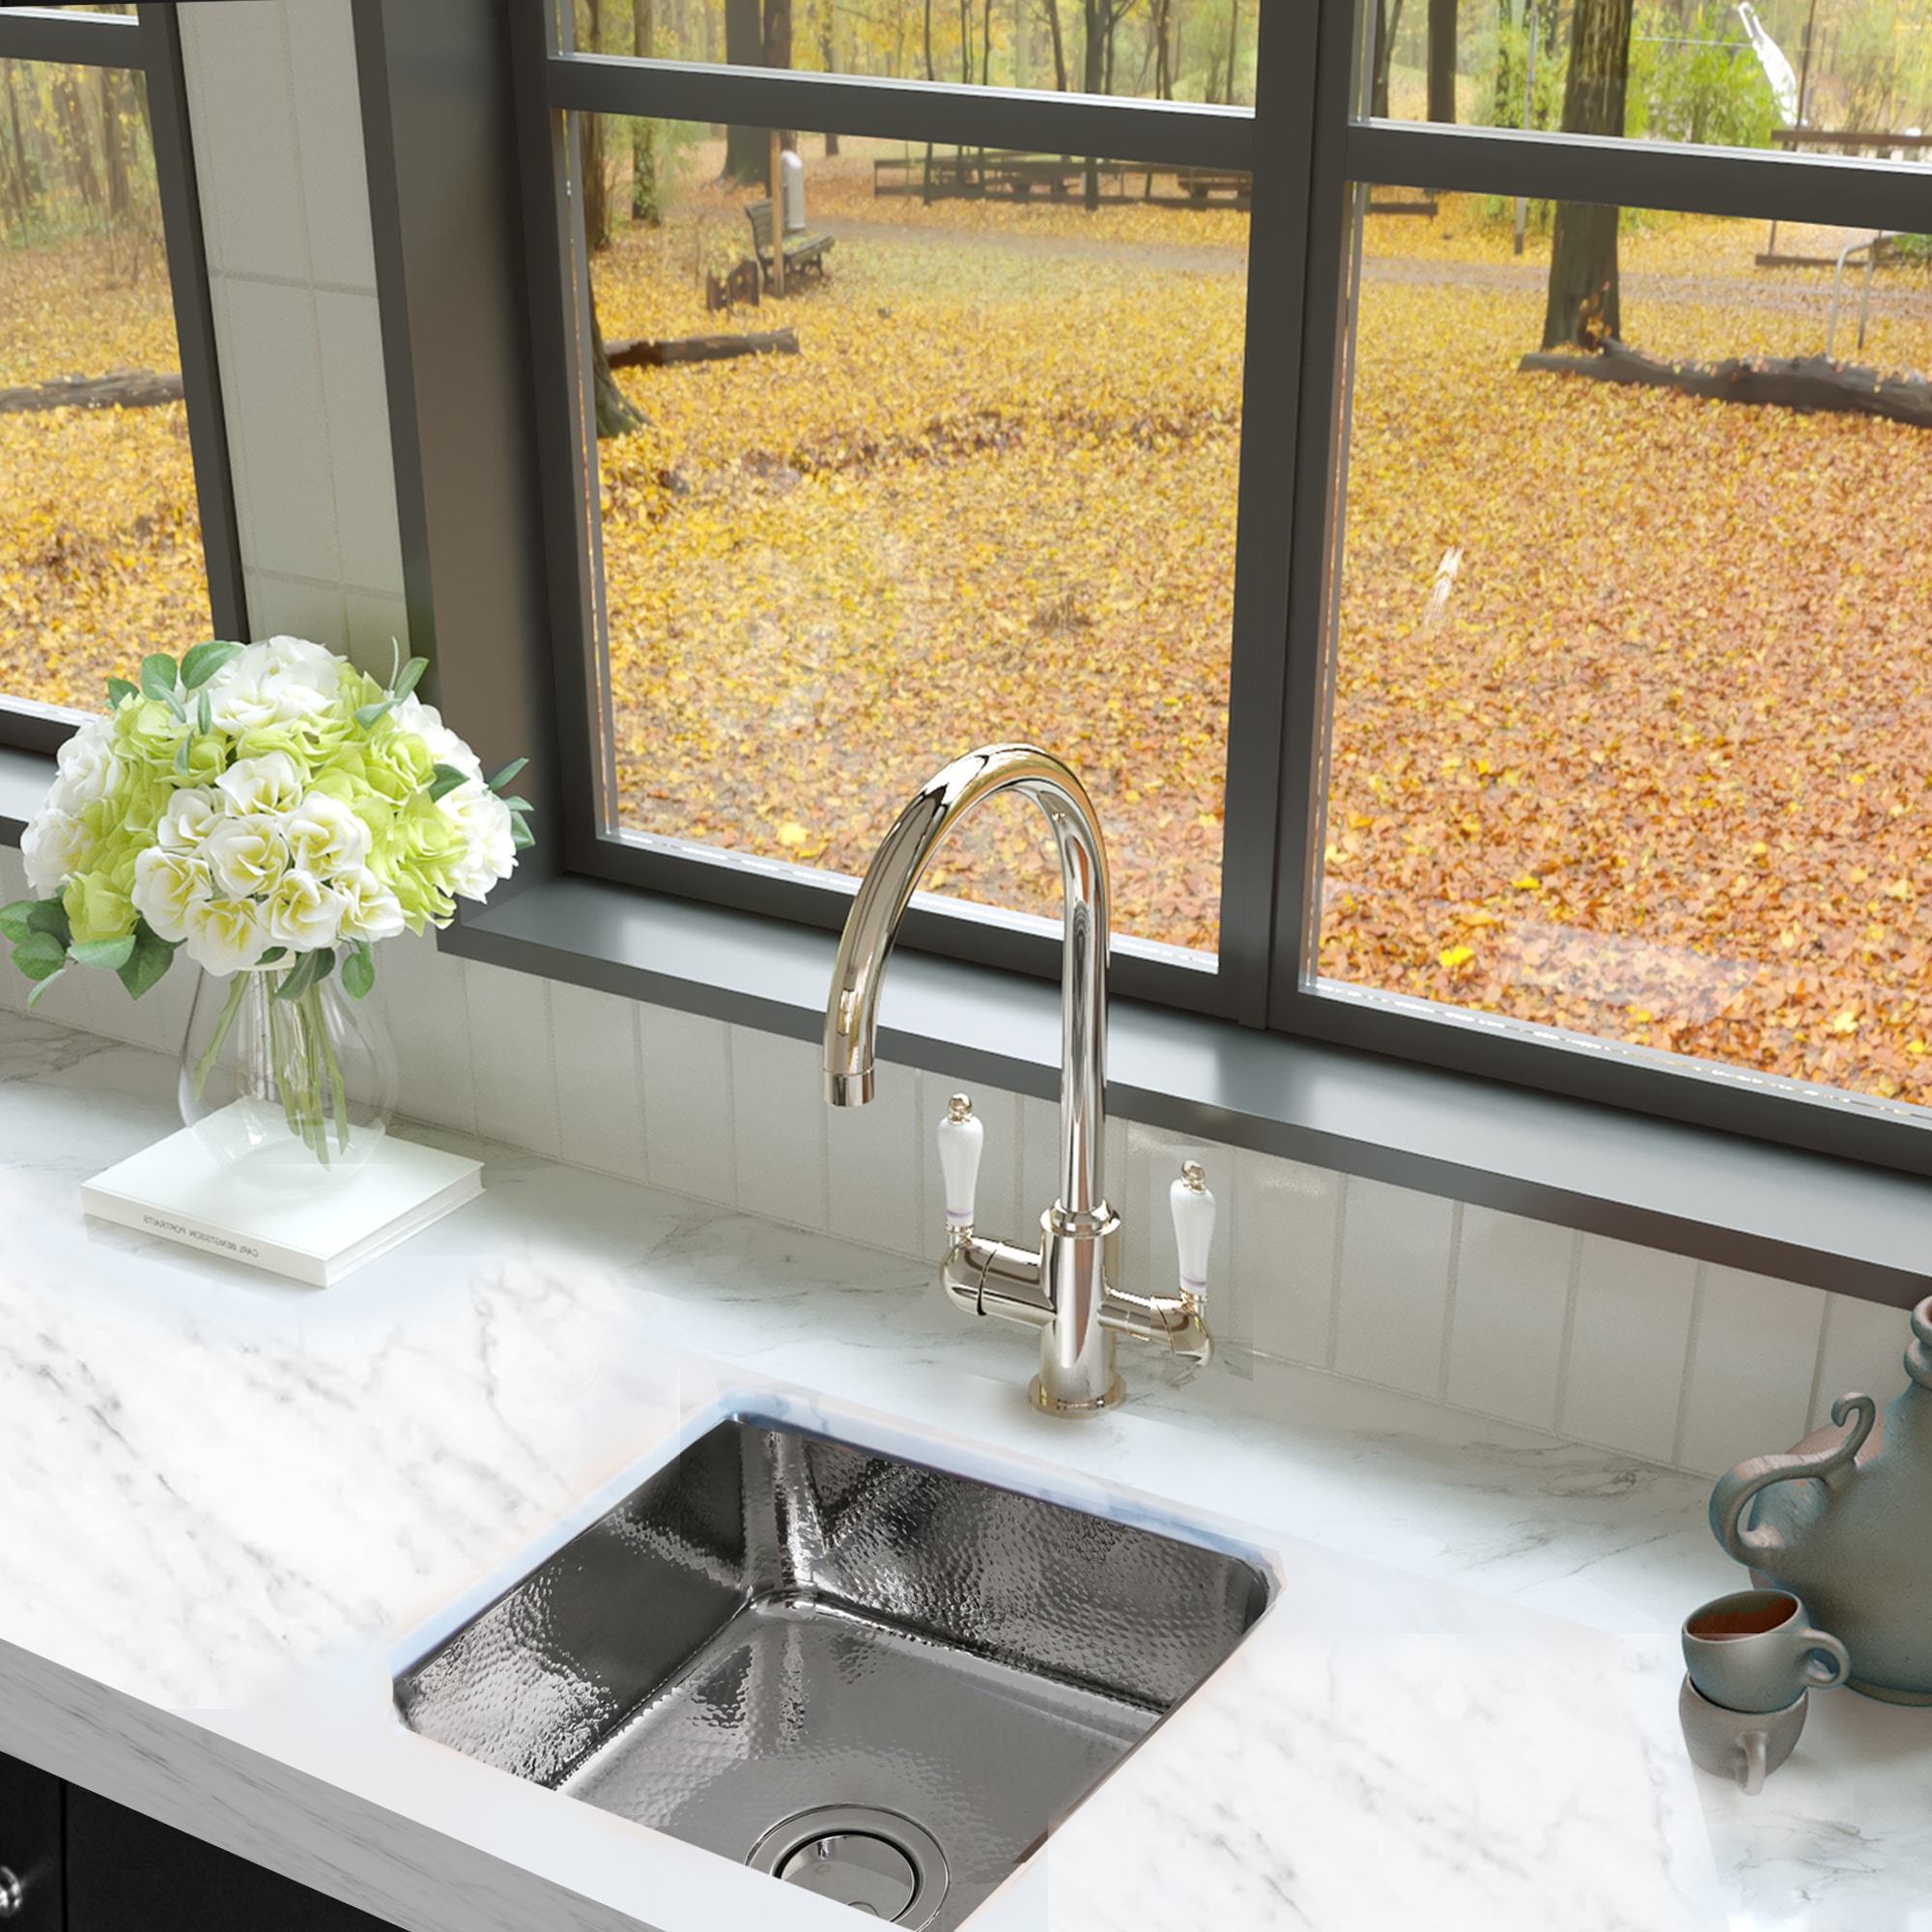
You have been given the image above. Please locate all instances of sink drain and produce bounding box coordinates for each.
[749,1806,949,1927]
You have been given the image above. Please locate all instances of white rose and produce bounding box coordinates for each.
[131,847,212,943]
[337,869,406,943]
[215,751,306,817]
[204,815,288,898]
[440,782,516,899]
[182,895,269,976]
[52,721,121,807]
[215,751,305,818]
[282,792,371,876]
[395,697,483,781]
[156,787,222,855]
[264,869,346,952]
[20,809,88,896]
[207,638,340,729]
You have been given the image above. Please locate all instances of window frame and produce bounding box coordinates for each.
[515,0,1932,1180]
[0,3,247,760]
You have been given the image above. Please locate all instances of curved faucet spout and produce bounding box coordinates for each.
[822,743,1110,1225]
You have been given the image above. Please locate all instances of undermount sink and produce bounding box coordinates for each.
[394,1415,1270,1929]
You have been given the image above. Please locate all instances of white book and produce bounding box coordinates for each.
[82,1110,483,1287]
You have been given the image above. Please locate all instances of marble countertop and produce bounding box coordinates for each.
[1,1009,1926,1932]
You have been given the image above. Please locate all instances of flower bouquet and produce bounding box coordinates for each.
[2,637,530,1169]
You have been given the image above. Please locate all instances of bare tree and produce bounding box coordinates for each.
[1371,0,1406,116]
[632,0,661,223]
[1542,0,1634,347]
[724,0,766,183]
[1043,0,1068,90]
[821,0,839,154]
[1427,0,1457,120]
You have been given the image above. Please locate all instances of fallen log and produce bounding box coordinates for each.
[1519,338,1932,430]
[0,368,185,414]
[608,328,799,369]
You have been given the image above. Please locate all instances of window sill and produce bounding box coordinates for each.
[450,872,1929,1312]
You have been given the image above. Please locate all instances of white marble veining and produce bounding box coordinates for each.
[0,1006,1927,1931]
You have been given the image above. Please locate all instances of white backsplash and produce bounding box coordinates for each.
[0,857,1909,1485]
[4,0,1907,1491]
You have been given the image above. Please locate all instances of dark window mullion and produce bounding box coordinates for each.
[546,53,1253,173]
[1348,120,1931,232]
[140,2,247,644]
[1212,0,1321,1030]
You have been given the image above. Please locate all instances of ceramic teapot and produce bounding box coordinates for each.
[1708,1294,1932,1705]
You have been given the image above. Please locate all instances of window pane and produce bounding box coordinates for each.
[0,58,213,710]
[1321,185,1932,1107]
[1351,0,1932,163]
[571,0,1257,104]
[582,118,1246,954]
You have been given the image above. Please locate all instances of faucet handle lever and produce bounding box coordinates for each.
[1170,1162,1213,1311]
[938,1094,984,1233]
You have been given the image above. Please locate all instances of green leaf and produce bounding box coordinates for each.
[106,676,138,708]
[495,795,532,813]
[197,689,213,736]
[70,934,136,971]
[139,652,179,702]
[180,639,242,691]
[256,945,287,965]
[173,734,192,776]
[23,899,71,945]
[426,762,469,803]
[486,757,528,793]
[13,929,69,980]
[393,655,429,700]
[341,943,375,1001]
[25,968,66,1009]
[0,898,36,944]
[510,814,535,851]
[117,924,179,1001]
[273,949,335,1001]
[355,698,397,730]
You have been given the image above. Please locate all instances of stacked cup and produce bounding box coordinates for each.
[1679,1588,1850,1794]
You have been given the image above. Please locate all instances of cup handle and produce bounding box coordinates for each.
[1739,1728,1768,1796]
[1801,1629,1851,1689]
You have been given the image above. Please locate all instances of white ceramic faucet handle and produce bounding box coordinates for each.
[1171,1162,1213,1308]
[938,1094,984,1232]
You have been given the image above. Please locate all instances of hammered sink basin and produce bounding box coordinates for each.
[395,1416,1269,1928]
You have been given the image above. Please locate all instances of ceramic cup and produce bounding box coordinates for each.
[1681,1588,1850,1713]
[1678,1676,1806,1795]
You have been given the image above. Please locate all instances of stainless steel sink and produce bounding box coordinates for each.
[395,1416,1269,1928]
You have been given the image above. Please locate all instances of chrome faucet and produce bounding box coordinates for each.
[823,744,1213,1416]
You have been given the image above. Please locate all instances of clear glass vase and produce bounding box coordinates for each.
[177,960,399,1188]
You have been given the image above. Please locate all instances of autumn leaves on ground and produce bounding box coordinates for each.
[8,133,1932,1109]
[0,231,211,705]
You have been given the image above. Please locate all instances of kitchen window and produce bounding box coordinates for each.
[498,0,1932,1178]
[0,5,243,765]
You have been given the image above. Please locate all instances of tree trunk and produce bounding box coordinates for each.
[724,0,767,184]
[99,68,128,223]
[1222,0,1240,102]
[1045,0,1068,90]
[1371,0,1404,116]
[632,0,660,223]
[1426,0,1456,120]
[821,1,839,153]
[1153,0,1172,99]
[1541,0,1633,347]
[590,298,644,437]
[764,0,794,155]
[578,0,608,246]
[53,73,101,213]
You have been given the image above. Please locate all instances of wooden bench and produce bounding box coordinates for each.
[746,198,834,290]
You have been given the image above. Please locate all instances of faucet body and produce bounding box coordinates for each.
[824,745,1210,1415]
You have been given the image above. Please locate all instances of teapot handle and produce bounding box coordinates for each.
[1709,1392,1879,1565]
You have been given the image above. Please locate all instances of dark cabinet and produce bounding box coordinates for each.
[1,1751,398,1932]
[0,1751,61,1932]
